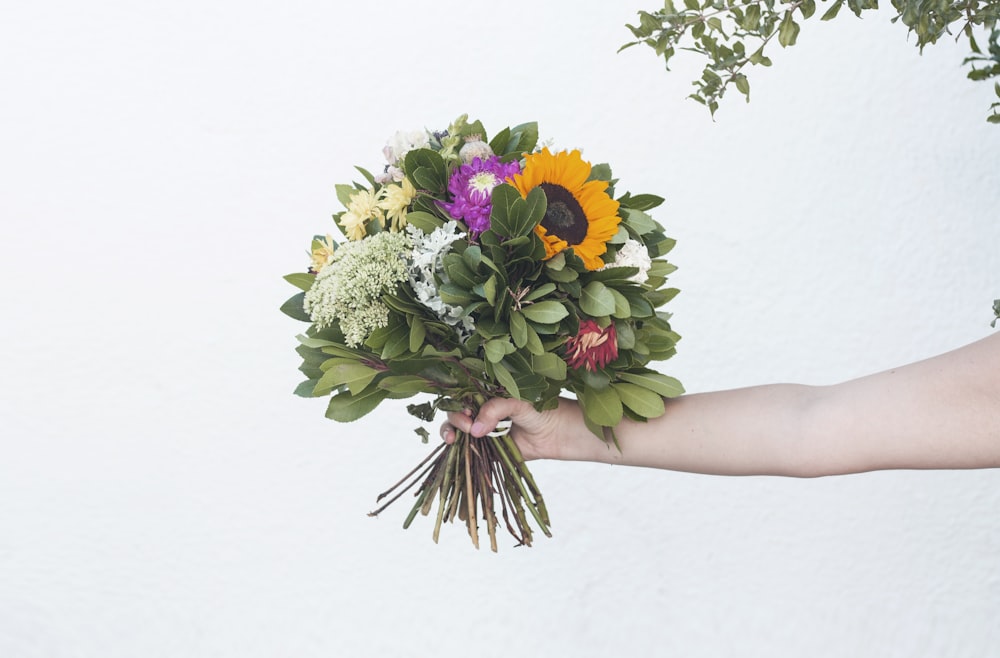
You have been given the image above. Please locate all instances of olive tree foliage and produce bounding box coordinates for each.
[622,0,1000,123]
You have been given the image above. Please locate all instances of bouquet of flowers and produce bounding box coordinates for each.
[281,115,682,550]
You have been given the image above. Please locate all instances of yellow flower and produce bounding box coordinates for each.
[508,148,621,270]
[339,188,383,241]
[377,177,416,231]
[310,234,337,272]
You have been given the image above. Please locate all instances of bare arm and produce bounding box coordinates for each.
[443,333,1000,477]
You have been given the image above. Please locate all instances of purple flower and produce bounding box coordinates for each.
[438,156,521,235]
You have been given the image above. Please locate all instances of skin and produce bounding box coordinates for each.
[442,333,1000,477]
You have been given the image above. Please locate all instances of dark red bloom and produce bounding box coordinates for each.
[564,320,618,371]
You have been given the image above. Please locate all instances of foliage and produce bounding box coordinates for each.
[623,0,1000,122]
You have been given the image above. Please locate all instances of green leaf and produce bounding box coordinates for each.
[489,127,511,155]
[403,149,446,191]
[406,211,445,233]
[612,382,666,418]
[380,325,410,360]
[520,300,569,324]
[462,245,482,271]
[315,362,379,397]
[820,0,843,20]
[531,352,567,380]
[778,14,800,47]
[609,288,632,319]
[580,281,616,317]
[580,386,624,427]
[293,379,321,398]
[618,371,685,398]
[484,338,511,364]
[325,388,389,422]
[284,272,315,291]
[409,317,426,353]
[280,293,311,322]
[506,122,539,156]
[510,311,528,348]
[377,375,428,397]
[491,361,520,399]
[619,193,665,211]
[335,184,357,208]
[524,324,545,354]
[623,208,658,235]
[482,275,498,305]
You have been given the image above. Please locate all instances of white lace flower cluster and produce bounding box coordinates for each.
[304,231,413,347]
[407,222,475,337]
[602,238,652,284]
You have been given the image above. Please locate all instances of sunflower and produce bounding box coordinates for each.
[508,148,621,270]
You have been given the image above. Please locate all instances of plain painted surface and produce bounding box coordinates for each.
[1,2,998,657]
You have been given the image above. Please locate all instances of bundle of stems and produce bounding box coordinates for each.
[369,427,551,551]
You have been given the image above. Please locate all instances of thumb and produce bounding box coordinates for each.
[469,398,534,438]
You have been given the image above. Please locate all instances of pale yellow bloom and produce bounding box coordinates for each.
[378,177,416,231]
[310,234,337,271]
[339,188,383,241]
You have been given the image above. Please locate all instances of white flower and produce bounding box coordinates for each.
[304,232,413,347]
[601,239,652,284]
[384,129,431,165]
[374,166,405,184]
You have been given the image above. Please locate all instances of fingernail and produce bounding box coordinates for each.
[471,422,485,437]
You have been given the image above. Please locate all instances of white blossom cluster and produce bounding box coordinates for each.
[601,238,652,284]
[304,231,413,347]
[407,222,475,338]
[375,129,431,183]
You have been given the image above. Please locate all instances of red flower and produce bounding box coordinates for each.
[564,320,618,371]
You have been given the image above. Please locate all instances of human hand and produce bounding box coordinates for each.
[441,397,591,461]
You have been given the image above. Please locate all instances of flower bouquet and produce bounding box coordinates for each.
[281,115,682,550]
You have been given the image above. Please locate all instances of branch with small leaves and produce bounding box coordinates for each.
[623,0,1000,122]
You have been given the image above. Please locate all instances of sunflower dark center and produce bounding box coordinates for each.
[539,183,588,246]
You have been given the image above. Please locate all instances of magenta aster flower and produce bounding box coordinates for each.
[439,156,521,235]
[564,320,618,372]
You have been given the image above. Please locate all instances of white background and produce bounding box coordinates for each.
[2,2,998,656]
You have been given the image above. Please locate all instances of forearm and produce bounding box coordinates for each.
[561,384,826,476]
[560,334,1000,476]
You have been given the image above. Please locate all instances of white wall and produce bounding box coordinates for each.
[2,2,998,656]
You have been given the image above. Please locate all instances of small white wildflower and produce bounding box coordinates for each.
[601,239,652,284]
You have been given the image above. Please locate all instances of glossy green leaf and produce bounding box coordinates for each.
[409,317,426,353]
[280,293,311,322]
[612,382,666,418]
[315,362,379,397]
[491,361,520,399]
[520,300,569,324]
[580,281,616,317]
[580,386,623,427]
[284,272,315,291]
[618,371,685,398]
[325,388,389,422]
